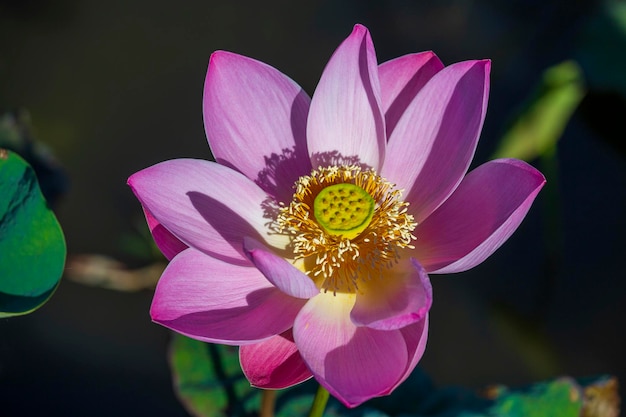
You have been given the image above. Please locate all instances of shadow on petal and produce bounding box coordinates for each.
[143,206,188,260]
[253,90,314,204]
[358,31,385,151]
[309,150,371,171]
[187,191,288,263]
[386,61,489,223]
[254,147,309,209]
[381,52,444,136]
[158,287,304,345]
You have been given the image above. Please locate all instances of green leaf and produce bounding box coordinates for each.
[169,334,261,417]
[170,334,340,417]
[0,149,66,317]
[488,378,583,417]
[276,393,320,417]
[492,61,585,161]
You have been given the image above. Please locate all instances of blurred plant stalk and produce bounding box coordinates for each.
[65,255,166,292]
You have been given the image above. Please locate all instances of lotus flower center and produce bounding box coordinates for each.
[313,183,375,240]
[272,165,417,293]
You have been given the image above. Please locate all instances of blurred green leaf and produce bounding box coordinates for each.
[0,284,58,318]
[0,149,65,317]
[169,334,616,417]
[169,334,261,417]
[488,378,582,417]
[170,334,350,417]
[492,61,585,161]
[275,394,315,417]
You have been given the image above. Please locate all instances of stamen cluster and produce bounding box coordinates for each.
[272,165,417,293]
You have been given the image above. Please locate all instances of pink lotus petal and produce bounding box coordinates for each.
[379,52,444,137]
[243,237,320,299]
[293,291,408,408]
[151,248,306,345]
[350,259,432,330]
[387,316,429,392]
[381,60,491,223]
[128,159,288,263]
[204,51,312,203]
[414,159,546,273]
[143,207,187,260]
[239,329,313,389]
[307,24,386,170]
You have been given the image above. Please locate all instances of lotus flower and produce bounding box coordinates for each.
[128,24,545,407]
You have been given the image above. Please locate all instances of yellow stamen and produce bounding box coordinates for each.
[271,165,417,294]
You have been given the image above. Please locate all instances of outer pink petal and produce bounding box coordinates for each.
[414,159,546,273]
[381,60,491,223]
[378,52,444,137]
[204,51,312,202]
[293,292,408,408]
[143,207,187,260]
[307,24,386,170]
[387,316,429,392]
[151,248,305,345]
[240,329,313,389]
[243,237,320,299]
[128,159,287,264]
[350,259,432,330]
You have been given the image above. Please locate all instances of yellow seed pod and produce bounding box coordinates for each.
[313,183,375,240]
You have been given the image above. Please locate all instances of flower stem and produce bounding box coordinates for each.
[307,384,330,417]
[260,389,277,417]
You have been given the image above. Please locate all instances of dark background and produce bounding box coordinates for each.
[1,0,625,415]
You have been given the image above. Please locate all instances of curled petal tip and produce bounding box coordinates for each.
[243,237,319,299]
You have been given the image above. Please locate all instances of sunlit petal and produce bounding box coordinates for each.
[307,24,385,170]
[382,60,491,222]
[151,248,305,344]
[240,329,313,389]
[204,51,312,202]
[128,159,288,263]
[294,292,408,407]
[415,159,546,273]
[351,259,432,330]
